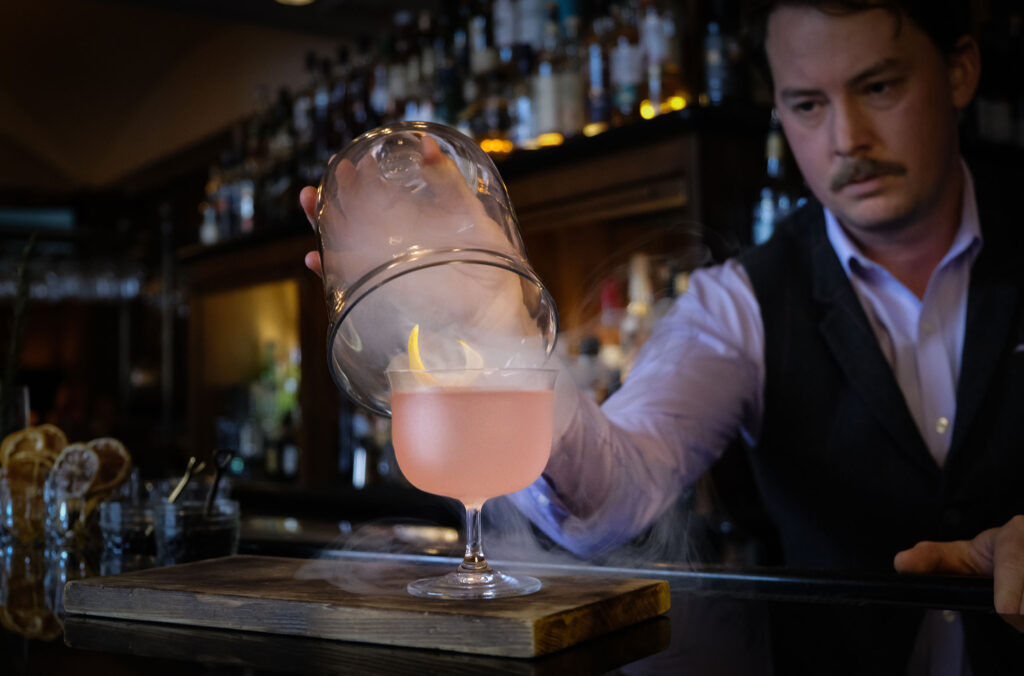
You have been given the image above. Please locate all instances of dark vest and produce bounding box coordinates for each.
[737,195,1024,674]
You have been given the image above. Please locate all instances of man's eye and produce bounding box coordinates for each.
[866,79,899,96]
[793,100,818,114]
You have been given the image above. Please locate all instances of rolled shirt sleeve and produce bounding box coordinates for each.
[509,259,766,557]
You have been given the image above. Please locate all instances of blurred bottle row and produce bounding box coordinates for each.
[198,0,750,246]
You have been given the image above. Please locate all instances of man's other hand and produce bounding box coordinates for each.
[894,515,1024,631]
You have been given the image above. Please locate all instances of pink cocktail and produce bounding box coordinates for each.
[387,368,557,599]
[391,389,553,508]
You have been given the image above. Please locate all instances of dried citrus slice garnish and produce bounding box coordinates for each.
[0,428,45,467]
[3,452,50,488]
[50,442,100,498]
[0,606,62,641]
[1,454,49,543]
[34,423,68,457]
[86,437,132,495]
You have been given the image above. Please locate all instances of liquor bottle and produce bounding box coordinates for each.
[263,430,281,480]
[369,36,392,123]
[702,1,740,106]
[327,46,351,151]
[244,85,270,184]
[658,2,688,111]
[199,201,218,246]
[609,2,643,127]
[510,45,538,149]
[388,12,413,121]
[469,0,498,78]
[278,412,299,481]
[493,0,517,63]
[516,0,547,58]
[414,10,438,123]
[752,117,791,245]
[238,170,255,235]
[584,1,614,135]
[292,51,317,160]
[312,58,332,167]
[479,69,514,153]
[263,88,297,228]
[558,10,586,137]
[452,0,472,77]
[434,45,464,126]
[639,0,664,116]
[703,21,724,105]
[533,6,561,140]
[348,36,376,136]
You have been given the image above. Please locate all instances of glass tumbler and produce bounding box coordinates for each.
[153,500,240,566]
[315,121,558,415]
[99,501,156,573]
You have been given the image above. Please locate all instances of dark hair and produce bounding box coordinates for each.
[745,0,972,74]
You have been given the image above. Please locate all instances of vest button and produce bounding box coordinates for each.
[943,509,963,528]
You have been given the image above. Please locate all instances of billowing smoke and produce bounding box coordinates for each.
[306,124,735,590]
[318,131,556,415]
[300,218,732,592]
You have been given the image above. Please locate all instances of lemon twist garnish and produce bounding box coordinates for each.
[458,339,484,369]
[408,324,439,386]
[407,324,484,386]
[408,324,428,371]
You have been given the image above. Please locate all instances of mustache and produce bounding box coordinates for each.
[830,158,907,192]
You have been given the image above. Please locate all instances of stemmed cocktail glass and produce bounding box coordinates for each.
[387,368,556,599]
[314,122,560,598]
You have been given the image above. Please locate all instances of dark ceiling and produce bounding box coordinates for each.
[1,0,440,198]
[107,0,441,39]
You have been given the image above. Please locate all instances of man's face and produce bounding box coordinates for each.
[766,7,972,237]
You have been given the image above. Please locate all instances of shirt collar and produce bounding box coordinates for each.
[824,159,983,280]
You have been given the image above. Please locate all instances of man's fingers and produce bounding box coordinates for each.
[419,136,481,209]
[992,516,1024,617]
[304,251,322,278]
[299,186,318,229]
[893,539,988,575]
[895,520,1024,633]
[420,135,445,165]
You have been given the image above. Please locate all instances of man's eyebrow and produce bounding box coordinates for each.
[778,58,903,101]
[847,57,902,86]
[779,87,823,101]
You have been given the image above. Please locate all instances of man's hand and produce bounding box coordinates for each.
[894,515,1024,631]
[299,185,322,277]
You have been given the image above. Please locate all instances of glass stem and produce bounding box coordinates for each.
[459,505,493,574]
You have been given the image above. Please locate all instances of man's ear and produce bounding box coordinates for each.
[948,35,981,110]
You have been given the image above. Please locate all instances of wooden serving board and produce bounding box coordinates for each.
[64,555,670,658]
[64,613,672,674]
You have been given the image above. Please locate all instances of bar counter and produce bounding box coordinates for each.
[0,534,1002,676]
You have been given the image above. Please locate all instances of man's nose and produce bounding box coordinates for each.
[830,98,874,157]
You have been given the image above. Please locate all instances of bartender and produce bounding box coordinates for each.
[302,1,1023,672]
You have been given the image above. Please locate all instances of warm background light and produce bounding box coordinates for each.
[199,280,300,385]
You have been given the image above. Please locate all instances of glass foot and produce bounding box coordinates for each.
[407,569,542,599]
